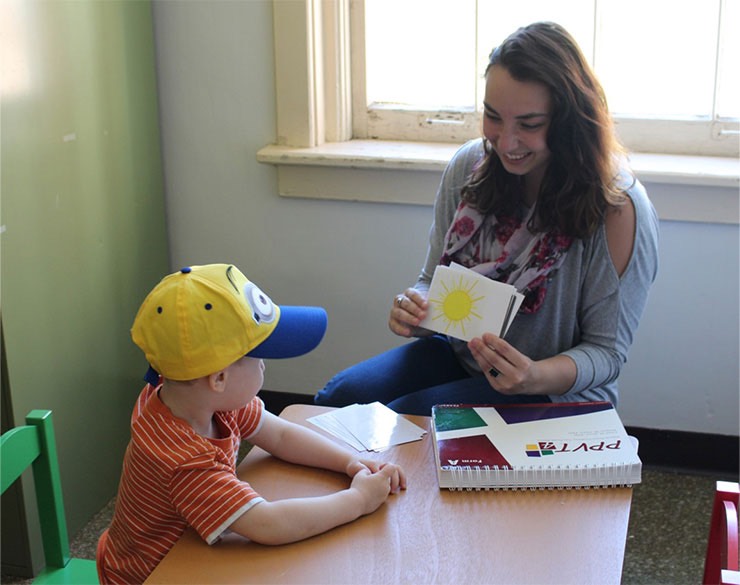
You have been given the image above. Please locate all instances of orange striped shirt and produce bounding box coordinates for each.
[99,383,264,584]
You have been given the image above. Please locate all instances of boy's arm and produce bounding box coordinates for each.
[229,410,407,545]
[250,410,402,481]
[229,465,397,545]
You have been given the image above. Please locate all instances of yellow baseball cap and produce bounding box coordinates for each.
[131,264,327,381]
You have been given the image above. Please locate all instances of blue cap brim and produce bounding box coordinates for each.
[247,306,328,359]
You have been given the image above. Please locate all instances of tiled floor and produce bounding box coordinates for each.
[3,467,732,584]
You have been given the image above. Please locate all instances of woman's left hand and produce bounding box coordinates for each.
[468,333,538,395]
[469,333,577,396]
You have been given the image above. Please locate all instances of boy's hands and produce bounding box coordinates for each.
[345,458,379,476]
[349,464,405,515]
[346,458,407,493]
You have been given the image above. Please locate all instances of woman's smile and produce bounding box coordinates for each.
[483,65,552,196]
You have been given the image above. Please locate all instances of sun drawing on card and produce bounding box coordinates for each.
[429,273,484,336]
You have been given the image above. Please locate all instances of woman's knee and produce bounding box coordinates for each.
[314,368,361,407]
[314,336,466,408]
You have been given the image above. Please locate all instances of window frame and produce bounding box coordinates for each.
[272,0,353,148]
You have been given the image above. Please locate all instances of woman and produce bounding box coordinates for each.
[315,22,659,415]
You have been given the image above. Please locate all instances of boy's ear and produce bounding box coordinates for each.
[207,369,228,393]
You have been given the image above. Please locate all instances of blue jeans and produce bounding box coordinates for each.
[314,335,550,416]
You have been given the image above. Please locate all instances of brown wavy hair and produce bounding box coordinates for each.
[462,22,628,238]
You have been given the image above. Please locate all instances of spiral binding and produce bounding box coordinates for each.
[442,463,637,491]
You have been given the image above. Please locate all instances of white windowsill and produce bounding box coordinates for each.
[257,140,740,224]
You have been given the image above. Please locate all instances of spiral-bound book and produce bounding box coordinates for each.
[431,402,641,490]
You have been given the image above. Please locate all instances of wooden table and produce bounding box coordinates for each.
[146,404,633,584]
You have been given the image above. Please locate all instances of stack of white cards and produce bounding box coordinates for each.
[308,402,427,452]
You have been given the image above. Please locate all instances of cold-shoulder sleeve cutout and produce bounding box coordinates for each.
[605,197,636,277]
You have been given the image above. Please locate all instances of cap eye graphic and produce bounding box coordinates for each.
[243,283,277,324]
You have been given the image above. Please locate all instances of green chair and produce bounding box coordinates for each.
[1,410,99,584]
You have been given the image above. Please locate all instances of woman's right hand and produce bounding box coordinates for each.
[388,288,430,338]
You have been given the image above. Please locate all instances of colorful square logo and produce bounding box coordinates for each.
[526,442,555,457]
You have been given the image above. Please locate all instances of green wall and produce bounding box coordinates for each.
[1,0,168,570]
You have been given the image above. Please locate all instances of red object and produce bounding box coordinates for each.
[704,481,740,585]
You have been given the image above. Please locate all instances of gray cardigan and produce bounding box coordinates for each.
[415,139,660,406]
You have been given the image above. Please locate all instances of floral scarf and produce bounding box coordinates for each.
[440,201,574,314]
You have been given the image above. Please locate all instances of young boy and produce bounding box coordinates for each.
[97,264,406,584]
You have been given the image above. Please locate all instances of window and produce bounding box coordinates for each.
[261,0,738,221]
[359,0,739,156]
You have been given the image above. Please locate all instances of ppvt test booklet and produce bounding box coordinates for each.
[431,402,642,490]
[418,263,524,340]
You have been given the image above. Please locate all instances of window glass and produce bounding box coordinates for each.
[365,0,476,109]
[475,1,595,108]
[360,0,737,155]
[596,0,719,118]
[365,0,735,120]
